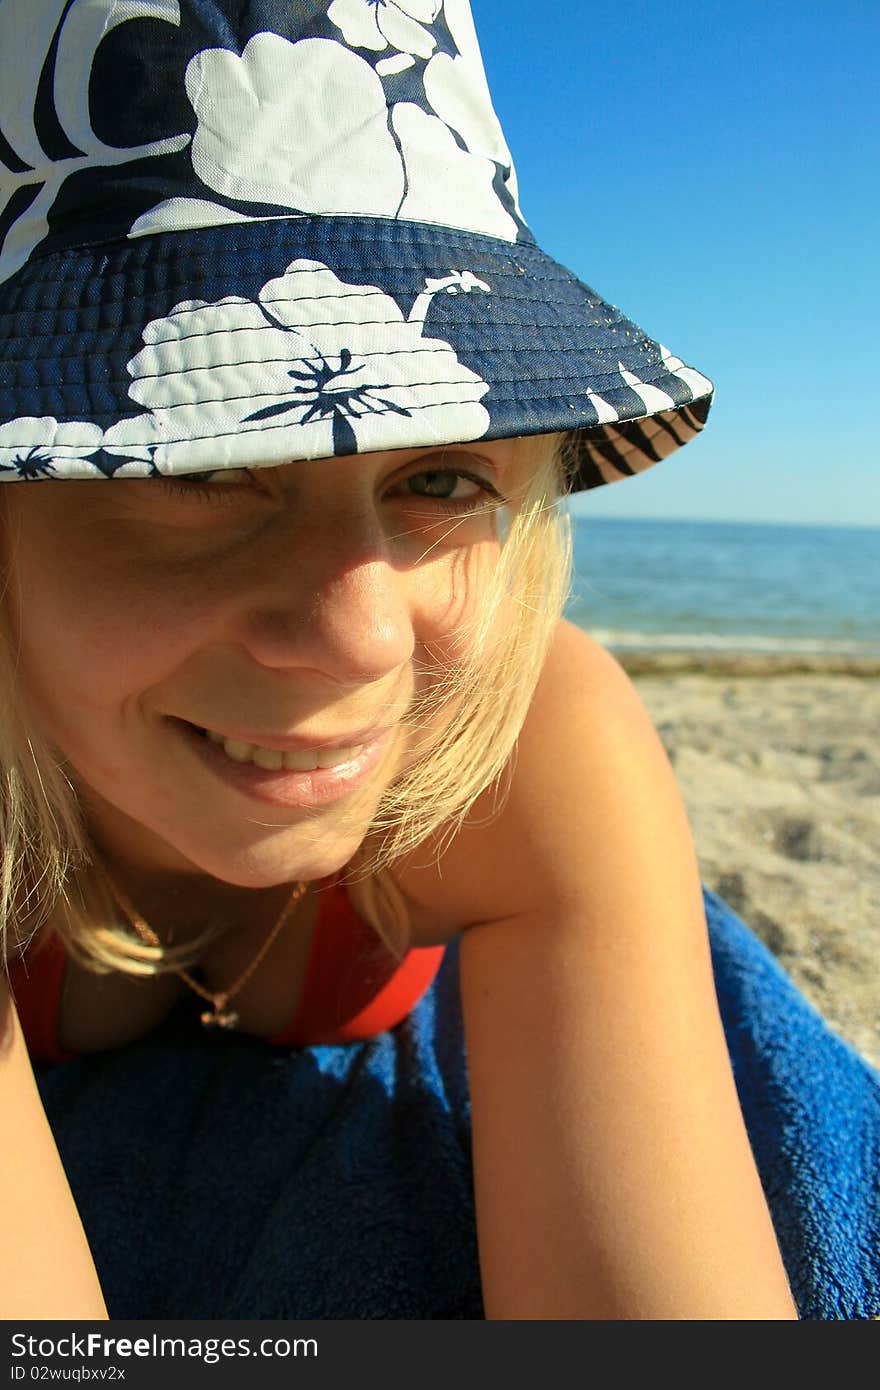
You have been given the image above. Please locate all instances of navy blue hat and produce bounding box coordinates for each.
[0,0,713,488]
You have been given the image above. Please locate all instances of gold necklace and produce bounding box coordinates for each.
[90,851,307,1030]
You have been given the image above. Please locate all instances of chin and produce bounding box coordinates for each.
[194,829,373,890]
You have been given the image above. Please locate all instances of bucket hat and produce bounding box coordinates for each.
[0,0,713,490]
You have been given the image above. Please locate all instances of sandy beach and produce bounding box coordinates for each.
[620,655,880,1072]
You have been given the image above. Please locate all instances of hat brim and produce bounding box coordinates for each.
[0,215,712,489]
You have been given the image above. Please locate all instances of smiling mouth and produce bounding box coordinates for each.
[168,716,402,810]
[179,717,391,772]
[189,725,365,773]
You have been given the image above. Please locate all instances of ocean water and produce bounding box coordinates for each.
[564,516,880,658]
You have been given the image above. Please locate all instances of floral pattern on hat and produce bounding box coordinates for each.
[0,0,525,275]
[424,0,521,219]
[328,0,441,58]
[0,1,714,488]
[0,418,104,479]
[0,0,192,284]
[390,101,519,239]
[184,36,404,216]
[174,30,519,240]
[98,260,493,470]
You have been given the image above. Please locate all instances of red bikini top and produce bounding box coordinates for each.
[4,880,445,1063]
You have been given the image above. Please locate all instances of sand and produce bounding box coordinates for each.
[620,656,880,1072]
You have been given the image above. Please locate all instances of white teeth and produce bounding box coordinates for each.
[251,745,284,771]
[202,727,362,771]
[216,737,254,763]
[316,745,358,768]
[281,748,320,772]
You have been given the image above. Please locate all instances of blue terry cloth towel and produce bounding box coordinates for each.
[33,887,879,1321]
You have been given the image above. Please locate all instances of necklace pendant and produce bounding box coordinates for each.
[200,1005,240,1029]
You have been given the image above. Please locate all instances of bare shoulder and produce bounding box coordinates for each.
[395,618,703,941]
[436,620,797,1316]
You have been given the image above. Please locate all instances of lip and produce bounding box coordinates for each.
[168,718,397,809]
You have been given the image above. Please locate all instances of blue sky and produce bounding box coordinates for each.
[474,0,879,527]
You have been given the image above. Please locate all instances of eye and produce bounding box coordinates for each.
[390,466,505,513]
[406,470,477,500]
[157,468,258,504]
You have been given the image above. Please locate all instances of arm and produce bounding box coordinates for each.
[456,623,798,1319]
[0,976,109,1318]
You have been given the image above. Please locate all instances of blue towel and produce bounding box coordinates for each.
[33,887,879,1320]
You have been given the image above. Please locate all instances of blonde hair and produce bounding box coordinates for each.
[0,431,573,978]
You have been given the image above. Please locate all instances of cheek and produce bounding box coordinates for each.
[7,527,195,738]
[409,538,500,665]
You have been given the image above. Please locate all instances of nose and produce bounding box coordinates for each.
[234,515,416,687]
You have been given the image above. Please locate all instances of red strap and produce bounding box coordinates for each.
[5,884,446,1060]
[266,880,445,1046]
[4,932,75,1064]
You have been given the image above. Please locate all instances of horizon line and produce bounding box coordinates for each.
[569,512,880,532]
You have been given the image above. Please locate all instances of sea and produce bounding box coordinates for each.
[564,517,880,661]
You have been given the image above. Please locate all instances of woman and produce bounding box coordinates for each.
[0,1,870,1322]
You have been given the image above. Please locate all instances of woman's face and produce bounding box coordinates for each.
[1,441,514,890]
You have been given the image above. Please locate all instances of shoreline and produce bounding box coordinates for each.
[617,651,880,678]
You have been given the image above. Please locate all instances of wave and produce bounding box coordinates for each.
[583,627,880,660]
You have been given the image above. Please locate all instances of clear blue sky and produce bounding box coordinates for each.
[474,0,879,527]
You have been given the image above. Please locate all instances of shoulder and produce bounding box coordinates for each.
[395,619,702,941]
[433,624,796,1318]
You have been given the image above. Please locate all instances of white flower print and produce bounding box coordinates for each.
[94,412,171,474]
[392,102,518,240]
[0,417,103,480]
[423,0,522,219]
[375,52,417,76]
[438,0,485,73]
[132,27,520,242]
[101,261,492,469]
[101,296,308,469]
[185,35,403,215]
[328,0,441,59]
